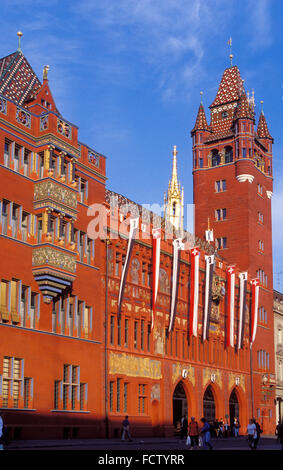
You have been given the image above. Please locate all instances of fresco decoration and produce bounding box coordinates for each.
[0,97,7,114]
[57,118,72,139]
[40,114,48,131]
[16,107,31,128]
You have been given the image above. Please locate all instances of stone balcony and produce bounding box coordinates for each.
[34,177,78,219]
[32,244,77,303]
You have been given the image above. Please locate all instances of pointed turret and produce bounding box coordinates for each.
[257,110,273,141]
[233,93,254,121]
[191,102,211,134]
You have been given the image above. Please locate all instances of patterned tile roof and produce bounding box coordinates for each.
[210,65,244,108]
[204,130,234,143]
[257,111,273,140]
[233,93,254,120]
[0,50,42,106]
[191,103,211,133]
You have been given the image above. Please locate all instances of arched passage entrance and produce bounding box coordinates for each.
[229,389,239,426]
[203,386,216,422]
[173,382,188,430]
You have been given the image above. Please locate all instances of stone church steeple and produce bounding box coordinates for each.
[164,145,184,234]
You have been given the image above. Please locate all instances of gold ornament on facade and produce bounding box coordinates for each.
[172,363,195,387]
[109,352,162,380]
[203,368,222,389]
[32,247,76,273]
[212,275,225,304]
[229,373,245,391]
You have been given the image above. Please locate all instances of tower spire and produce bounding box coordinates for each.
[164,146,184,234]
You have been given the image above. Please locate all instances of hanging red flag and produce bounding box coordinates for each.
[189,247,200,338]
[237,272,248,349]
[227,265,235,347]
[203,254,215,341]
[250,278,259,345]
[117,218,139,319]
[151,227,161,329]
[169,238,184,332]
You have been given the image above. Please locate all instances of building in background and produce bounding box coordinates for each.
[164,145,184,235]
[0,36,276,439]
[274,290,283,424]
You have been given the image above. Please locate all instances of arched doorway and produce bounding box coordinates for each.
[173,382,188,431]
[229,389,239,426]
[203,386,215,422]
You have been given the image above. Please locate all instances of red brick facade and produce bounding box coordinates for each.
[0,48,276,439]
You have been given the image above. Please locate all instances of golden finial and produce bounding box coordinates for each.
[17,31,23,52]
[200,91,203,104]
[43,65,50,81]
[260,100,264,113]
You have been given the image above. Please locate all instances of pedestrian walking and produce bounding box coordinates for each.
[181,415,188,439]
[187,417,199,450]
[233,418,240,437]
[121,415,132,442]
[200,417,213,450]
[253,418,262,449]
[218,418,224,438]
[247,418,257,449]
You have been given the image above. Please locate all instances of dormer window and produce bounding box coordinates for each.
[222,111,228,119]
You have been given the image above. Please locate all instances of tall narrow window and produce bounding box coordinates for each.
[79,232,85,262]
[141,320,145,351]
[39,152,44,178]
[117,378,121,412]
[123,383,128,412]
[22,211,29,242]
[30,293,36,329]
[110,315,115,345]
[23,149,30,176]
[138,384,147,414]
[124,318,129,348]
[134,321,138,349]
[14,144,21,172]
[11,204,19,238]
[2,200,8,235]
[4,139,10,167]
[20,285,28,327]
[147,323,151,352]
[117,317,121,346]
[109,381,114,412]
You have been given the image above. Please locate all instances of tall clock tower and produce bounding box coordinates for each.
[191,61,275,431]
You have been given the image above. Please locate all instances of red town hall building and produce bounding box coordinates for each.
[0,38,276,439]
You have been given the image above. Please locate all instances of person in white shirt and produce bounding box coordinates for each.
[247,418,257,449]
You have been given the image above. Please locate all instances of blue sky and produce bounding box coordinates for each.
[1,0,283,289]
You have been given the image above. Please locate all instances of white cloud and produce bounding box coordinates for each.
[71,0,230,102]
[247,0,272,50]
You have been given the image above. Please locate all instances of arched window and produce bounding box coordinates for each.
[212,149,221,167]
[225,146,233,164]
[203,385,215,422]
